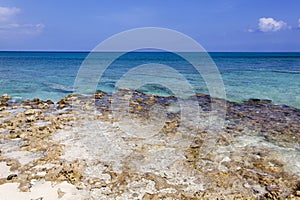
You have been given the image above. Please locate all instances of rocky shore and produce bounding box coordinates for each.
[0,90,299,199]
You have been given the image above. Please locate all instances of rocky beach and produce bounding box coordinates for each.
[1,0,300,199]
[0,90,299,199]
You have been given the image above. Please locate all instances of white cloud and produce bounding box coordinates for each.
[298,18,300,28]
[258,17,287,32]
[0,23,44,34]
[0,6,20,21]
[0,6,44,37]
[0,23,44,29]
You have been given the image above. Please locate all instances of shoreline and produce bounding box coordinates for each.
[4,88,300,110]
[0,90,299,199]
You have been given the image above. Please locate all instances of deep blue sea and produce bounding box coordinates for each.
[0,52,299,108]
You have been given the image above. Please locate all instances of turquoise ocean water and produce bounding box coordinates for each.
[0,52,299,108]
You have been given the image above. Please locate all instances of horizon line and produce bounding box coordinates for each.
[1,50,300,53]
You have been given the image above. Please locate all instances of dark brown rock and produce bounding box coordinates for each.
[7,174,17,180]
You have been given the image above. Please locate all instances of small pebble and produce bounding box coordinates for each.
[132,193,139,197]
[7,174,17,180]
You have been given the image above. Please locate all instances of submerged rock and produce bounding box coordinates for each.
[244,98,272,105]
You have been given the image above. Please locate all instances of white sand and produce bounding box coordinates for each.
[0,181,87,200]
[3,150,42,166]
[0,162,11,178]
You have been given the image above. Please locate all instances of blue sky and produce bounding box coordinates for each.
[0,0,299,51]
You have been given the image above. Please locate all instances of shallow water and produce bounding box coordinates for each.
[0,52,299,108]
